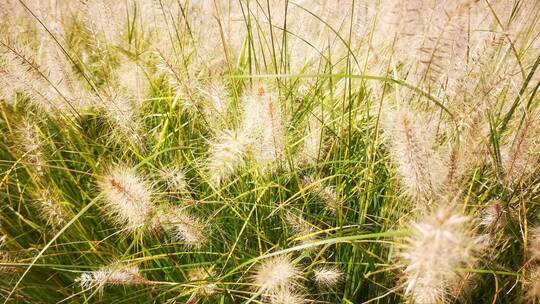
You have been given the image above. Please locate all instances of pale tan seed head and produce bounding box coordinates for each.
[301,176,342,214]
[159,165,188,193]
[207,129,247,187]
[500,112,539,185]
[158,205,206,248]
[480,200,506,232]
[77,263,147,292]
[98,92,144,146]
[98,165,155,232]
[529,227,540,262]
[241,84,285,171]
[252,255,302,292]
[313,266,343,287]
[34,189,68,228]
[14,119,45,175]
[266,287,307,304]
[526,265,540,300]
[188,267,218,296]
[284,212,317,246]
[400,207,483,304]
[381,108,445,202]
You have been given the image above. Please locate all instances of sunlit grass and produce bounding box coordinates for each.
[0,0,539,303]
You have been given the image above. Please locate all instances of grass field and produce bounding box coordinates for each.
[0,0,540,303]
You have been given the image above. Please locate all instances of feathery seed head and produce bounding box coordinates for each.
[116,59,149,101]
[99,92,144,146]
[313,266,343,287]
[0,42,59,114]
[77,264,147,292]
[320,185,341,214]
[241,84,285,171]
[447,272,479,302]
[207,130,247,187]
[252,255,302,292]
[17,120,42,153]
[158,205,206,248]
[500,112,539,185]
[301,176,341,213]
[188,267,218,296]
[480,200,506,232]
[529,227,540,262]
[1,39,93,114]
[34,190,68,228]
[81,0,126,44]
[0,83,14,104]
[15,119,46,175]
[156,56,200,110]
[284,212,316,245]
[206,80,228,113]
[37,40,95,111]
[526,265,540,300]
[200,78,230,126]
[98,165,155,232]
[267,287,307,304]
[203,282,218,297]
[159,165,188,193]
[400,207,483,304]
[382,108,444,201]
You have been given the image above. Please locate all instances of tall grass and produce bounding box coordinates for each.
[0,0,539,303]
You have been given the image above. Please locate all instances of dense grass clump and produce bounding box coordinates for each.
[0,0,540,303]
